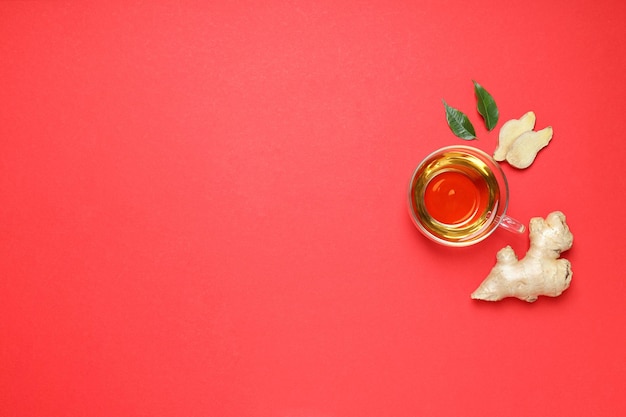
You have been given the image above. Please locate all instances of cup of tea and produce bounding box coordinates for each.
[408,145,524,247]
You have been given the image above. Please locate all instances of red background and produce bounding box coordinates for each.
[2,2,625,416]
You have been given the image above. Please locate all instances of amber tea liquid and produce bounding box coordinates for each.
[410,149,500,243]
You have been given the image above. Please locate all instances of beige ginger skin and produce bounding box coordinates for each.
[471,211,573,302]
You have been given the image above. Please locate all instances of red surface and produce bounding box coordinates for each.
[1,2,625,416]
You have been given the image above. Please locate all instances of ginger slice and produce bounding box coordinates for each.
[505,126,553,169]
[493,111,536,161]
[471,211,573,302]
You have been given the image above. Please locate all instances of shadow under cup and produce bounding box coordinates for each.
[408,145,524,247]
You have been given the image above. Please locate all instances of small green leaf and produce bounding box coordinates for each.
[473,80,499,131]
[443,100,477,140]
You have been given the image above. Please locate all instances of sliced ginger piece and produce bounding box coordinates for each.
[505,126,553,169]
[493,111,536,161]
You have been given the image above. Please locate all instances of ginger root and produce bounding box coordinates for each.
[505,126,553,169]
[493,112,553,169]
[493,111,536,161]
[471,211,573,302]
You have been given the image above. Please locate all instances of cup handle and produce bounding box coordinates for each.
[499,215,526,234]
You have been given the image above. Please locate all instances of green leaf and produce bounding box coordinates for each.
[443,100,477,140]
[473,80,499,131]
